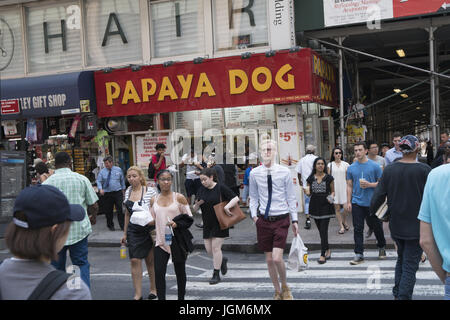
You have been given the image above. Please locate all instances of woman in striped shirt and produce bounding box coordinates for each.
[121,166,158,300]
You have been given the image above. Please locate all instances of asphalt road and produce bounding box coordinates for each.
[3,247,442,300]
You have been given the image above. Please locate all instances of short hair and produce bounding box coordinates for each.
[126,166,147,186]
[392,132,403,139]
[381,143,390,148]
[441,130,449,136]
[366,140,378,148]
[103,155,113,163]
[306,144,316,154]
[5,212,71,261]
[54,152,72,167]
[200,167,218,182]
[35,161,49,175]
[354,141,367,149]
[155,143,166,150]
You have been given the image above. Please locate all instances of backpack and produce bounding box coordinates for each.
[28,270,70,300]
[148,155,157,179]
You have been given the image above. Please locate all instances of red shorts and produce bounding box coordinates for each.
[256,215,290,252]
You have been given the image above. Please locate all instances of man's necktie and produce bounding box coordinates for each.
[264,170,272,220]
[104,169,111,189]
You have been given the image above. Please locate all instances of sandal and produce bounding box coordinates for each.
[338,228,345,234]
[343,223,350,231]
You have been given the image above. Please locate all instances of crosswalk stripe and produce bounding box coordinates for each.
[173,281,444,297]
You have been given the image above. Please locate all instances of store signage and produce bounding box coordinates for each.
[1,71,96,120]
[268,0,296,50]
[95,48,338,118]
[323,0,447,27]
[1,99,20,115]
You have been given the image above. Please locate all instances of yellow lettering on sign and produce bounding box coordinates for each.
[275,64,295,90]
[141,78,157,102]
[177,74,193,99]
[105,82,120,105]
[158,77,178,101]
[313,55,319,75]
[122,80,141,104]
[194,73,216,98]
[320,81,333,102]
[252,67,272,92]
[229,69,248,95]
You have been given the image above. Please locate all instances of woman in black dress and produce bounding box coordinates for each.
[120,166,158,300]
[193,168,239,284]
[306,157,335,264]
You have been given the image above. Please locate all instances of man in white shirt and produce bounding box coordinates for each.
[179,148,204,205]
[296,145,318,230]
[249,139,299,300]
[384,132,403,166]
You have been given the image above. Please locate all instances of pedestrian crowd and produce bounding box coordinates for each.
[1,131,449,301]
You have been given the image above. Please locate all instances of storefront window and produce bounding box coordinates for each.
[84,0,142,67]
[25,1,82,73]
[0,8,25,77]
[127,114,155,132]
[150,0,205,58]
[212,0,269,52]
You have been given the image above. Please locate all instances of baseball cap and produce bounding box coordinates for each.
[399,135,419,153]
[13,185,86,229]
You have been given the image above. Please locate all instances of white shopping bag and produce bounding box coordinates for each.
[287,235,308,271]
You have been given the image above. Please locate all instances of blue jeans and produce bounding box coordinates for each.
[304,194,310,215]
[445,276,450,300]
[352,204,386,255]
[392,238,422,300]
[52,236,90,288]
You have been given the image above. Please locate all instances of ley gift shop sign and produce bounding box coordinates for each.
[95,48,337,118]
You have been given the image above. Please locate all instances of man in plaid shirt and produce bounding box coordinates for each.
[43,152,98,288]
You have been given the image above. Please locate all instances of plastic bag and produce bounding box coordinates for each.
[129,201,154,227]
[287,235,308,271]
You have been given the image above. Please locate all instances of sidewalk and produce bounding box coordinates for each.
[89,210,395,253]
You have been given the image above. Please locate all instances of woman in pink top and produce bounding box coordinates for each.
[150,170,192,300]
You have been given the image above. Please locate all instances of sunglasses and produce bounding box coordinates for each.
[334,152,342,155]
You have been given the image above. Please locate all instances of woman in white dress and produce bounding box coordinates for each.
[327,147,350,234]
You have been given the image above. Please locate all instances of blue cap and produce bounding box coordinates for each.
[13,185,85,229]
[399,135,420,152]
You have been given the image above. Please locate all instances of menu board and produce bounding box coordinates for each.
[135,135,170,169]
[225,105,275,129]
[175,109,224,133]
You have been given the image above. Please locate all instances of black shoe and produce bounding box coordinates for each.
[108,226,115,231]
[221,257,228,275]
[147,293,157,300]
[195,222,204,228]
[209,270,221,285]
[304,219,311,230]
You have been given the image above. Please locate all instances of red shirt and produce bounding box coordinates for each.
[152,154,166,181]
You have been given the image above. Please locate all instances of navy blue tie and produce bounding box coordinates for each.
[264,172,272,220]
[104,169,111,189]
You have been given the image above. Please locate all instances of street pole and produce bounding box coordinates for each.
[338,37,345,155]
[429,27,437,153]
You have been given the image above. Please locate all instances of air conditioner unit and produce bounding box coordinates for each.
[105,118,127,133]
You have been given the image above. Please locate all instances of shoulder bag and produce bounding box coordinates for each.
[375,198,389,222]
[213,185,246,230]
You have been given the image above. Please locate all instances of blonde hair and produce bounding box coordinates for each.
[127,166,147,186]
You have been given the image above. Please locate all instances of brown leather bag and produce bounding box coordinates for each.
[213,185,246,230]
